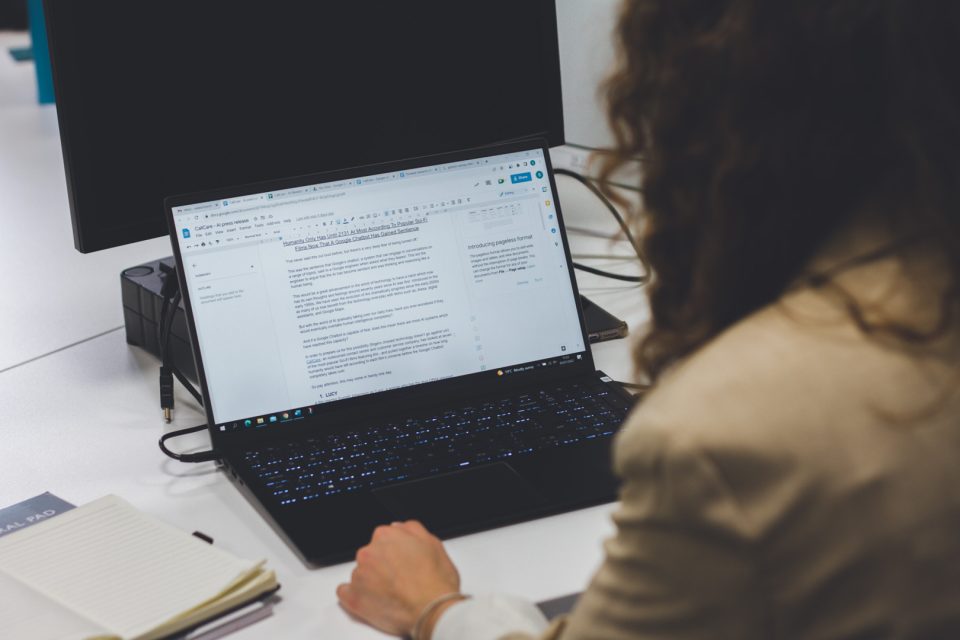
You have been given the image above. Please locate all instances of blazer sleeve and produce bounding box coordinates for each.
[500,421,770,640]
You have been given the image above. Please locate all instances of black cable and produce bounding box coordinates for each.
[158,268,179,422]
[159,365,175,421]
[159,424,219,463]
[565,225,621,240]
[564,142,602,153]
[554,168,651,285]
[573,262,647,283]
[172,367,203,405]
[555,168,641,250]
[157,266,204,421]
[159,289,183,421]
[154,266,216,463]
[161,290,181,361]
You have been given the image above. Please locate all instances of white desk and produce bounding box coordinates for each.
[0,33,172,373]
[0,30,649,639]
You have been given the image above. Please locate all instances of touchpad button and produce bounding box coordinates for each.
[373,463,547,531]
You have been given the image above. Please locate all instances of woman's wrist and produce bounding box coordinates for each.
[411,592,470,640]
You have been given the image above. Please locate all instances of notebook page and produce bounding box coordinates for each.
[0,569,115,640]
[0,496,262,639]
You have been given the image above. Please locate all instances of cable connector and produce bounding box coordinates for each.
[158,260,180,297]
[160,365,175,423]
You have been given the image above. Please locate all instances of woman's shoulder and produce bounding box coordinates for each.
[608,255,960,634]
[614,258,960,536]
[623,243,959,459]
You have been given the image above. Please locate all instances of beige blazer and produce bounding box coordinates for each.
[508,232,960,639]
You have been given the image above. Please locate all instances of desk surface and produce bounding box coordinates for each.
[0,31,649,639]
[0,33,172,373]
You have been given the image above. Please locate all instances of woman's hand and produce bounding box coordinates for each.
[337,520,461,637]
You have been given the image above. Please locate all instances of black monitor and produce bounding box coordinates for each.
[44,0,565,253]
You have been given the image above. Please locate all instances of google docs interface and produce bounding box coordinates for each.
[172,149,585,425]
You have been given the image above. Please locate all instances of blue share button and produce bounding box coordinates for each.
[510,172,532,184]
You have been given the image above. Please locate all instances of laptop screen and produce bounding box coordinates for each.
[170,147,587,429]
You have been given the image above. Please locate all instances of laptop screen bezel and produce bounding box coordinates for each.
[164,138,600,449]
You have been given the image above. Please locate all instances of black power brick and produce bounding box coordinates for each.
[120,257,197,381]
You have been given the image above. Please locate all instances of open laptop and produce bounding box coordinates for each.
[165,139,635,565]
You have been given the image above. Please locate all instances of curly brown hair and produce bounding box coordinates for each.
[599,0,960,382]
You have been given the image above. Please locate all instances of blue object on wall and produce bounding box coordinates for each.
[9,47,34,62]
[27,0,54,104]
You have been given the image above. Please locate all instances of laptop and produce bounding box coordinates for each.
[165,139,635,565]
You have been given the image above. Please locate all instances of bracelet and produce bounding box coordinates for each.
[410,591,470,640]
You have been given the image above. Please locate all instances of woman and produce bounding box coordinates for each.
[337,0,960,638]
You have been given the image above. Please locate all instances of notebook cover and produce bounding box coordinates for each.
[0,492,75,539]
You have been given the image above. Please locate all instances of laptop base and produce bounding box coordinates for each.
[224,372,634,566]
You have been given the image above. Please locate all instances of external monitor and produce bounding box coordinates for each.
[44,0,565,253]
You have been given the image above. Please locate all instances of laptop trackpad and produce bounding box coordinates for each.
[373,463,547,530]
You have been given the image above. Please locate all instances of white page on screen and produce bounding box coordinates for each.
[172,148,586,424]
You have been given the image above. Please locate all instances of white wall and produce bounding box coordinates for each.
[557,0,621,149]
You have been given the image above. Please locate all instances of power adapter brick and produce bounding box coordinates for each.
[120,257,197,381]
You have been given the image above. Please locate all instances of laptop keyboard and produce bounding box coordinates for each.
[241,380,630,506]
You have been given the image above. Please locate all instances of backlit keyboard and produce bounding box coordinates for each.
[241,380,629,506]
